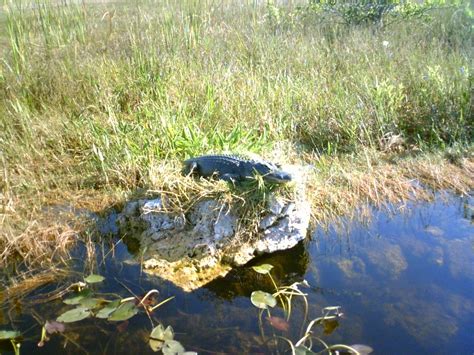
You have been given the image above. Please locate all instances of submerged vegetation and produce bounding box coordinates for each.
[0,0,472,280]
[1,272,189,354]
[250,263,372,354]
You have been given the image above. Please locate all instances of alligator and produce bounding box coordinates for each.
[182,154,292,184]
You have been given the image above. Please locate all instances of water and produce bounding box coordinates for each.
[1,194,473,354]
[308,195,474,354]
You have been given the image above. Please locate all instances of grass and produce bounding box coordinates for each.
[0,0,473,275]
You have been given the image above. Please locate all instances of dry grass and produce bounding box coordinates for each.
[0,268,70,306]
[307,152,474,225]
[0,185,127,266]
[0,219,76,268]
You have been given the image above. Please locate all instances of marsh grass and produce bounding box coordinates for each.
[0,268,70,303]
[0,1,473,278]
[306,150,474,224]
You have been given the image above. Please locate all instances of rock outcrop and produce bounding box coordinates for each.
[116,166,311,291]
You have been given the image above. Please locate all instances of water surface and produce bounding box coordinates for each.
[1,194,473,354]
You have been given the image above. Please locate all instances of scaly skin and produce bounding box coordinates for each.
[182,154,292,183]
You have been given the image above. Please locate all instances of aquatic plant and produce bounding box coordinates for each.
[31,274,194,354]
[0,0,472,289]
[250,264,373,354]
[149,324,197,355]
[0,330,21,355]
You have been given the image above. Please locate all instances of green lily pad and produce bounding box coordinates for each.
[250,291,277,309]
[107,301,138,322]
[162,339,185,355]
[63,289,92,305]
[252,264,274,274]
[57,306,91,323]
[84,274,105,284]
[0,330,20,340]
[149,324,174,352]
[95,300,121,319]
[78,297,105,309]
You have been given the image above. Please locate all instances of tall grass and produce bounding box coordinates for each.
[0,0,472,267]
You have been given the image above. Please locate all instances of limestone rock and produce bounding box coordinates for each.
[116,164,311,291]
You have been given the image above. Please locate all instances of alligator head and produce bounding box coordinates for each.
[252,161,292,183]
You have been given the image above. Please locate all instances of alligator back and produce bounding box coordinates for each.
[183,155,250,180]
[183,154,292,183]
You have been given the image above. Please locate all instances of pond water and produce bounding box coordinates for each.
[1,194,473,354]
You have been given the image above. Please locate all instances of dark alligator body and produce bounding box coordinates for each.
[183,154,292,184]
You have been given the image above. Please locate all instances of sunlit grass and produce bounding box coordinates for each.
[0,0,472,270]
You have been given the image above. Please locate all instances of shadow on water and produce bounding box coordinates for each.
[1,193,473,354]
[203,241,310,300]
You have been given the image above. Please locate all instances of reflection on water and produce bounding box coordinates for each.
[0,194,473,354]
[309,194,474,354]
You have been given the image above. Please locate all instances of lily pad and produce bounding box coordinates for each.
[84,274,105,284]
[78,297,105,309]
[149,324,174,352]
[108,301,138,322]
[57,306,91,323]
[252,264,274,275]
[0,330,20,340]
[63,289,92,305]
[95,300,121,319]
[250,291,277,309]
[162,339,185,355]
